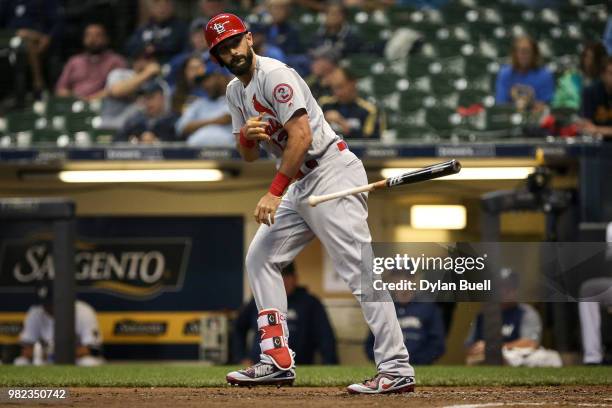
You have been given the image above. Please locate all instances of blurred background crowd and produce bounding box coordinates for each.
[0,0,609,147]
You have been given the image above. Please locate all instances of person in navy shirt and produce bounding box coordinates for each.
[494,36,555,111]
[580,57,612,139]
[365,285,446,365]
[125,0,187,64]
[263,0,302,56]
[231,263,338,365]
[0,0,63,96]
[465,268,542,365]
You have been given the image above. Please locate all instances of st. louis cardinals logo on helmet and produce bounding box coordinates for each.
[205,13,248,51]
[212,21,229,34]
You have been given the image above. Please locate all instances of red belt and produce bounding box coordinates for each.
[295,140,348,180]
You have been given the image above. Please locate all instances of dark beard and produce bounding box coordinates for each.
[226,48,253,76]
[86,46,107,55]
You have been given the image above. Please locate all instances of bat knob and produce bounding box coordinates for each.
[308,196,319,207]
[452,160,462,173]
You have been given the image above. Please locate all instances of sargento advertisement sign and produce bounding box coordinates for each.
[0,238,191,299]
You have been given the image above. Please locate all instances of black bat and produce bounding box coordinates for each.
[385,159,462,187]
[308,160,462,207]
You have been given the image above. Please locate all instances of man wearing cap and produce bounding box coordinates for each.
[116,78,178,144]
[204,13,415,393]
[14,285,103,366]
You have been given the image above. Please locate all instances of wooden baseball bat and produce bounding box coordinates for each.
[308,159,461,207]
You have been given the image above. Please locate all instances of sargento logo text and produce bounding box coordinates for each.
[0,238,191,299]
[114,319,168,336]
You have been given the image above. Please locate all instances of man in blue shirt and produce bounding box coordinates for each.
[175,71,233,146]
[125,0,187,64]
[494,36,555,110]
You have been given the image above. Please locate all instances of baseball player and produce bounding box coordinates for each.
[204,13,415,394]
[14,284,103,366]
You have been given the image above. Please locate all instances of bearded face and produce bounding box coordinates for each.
[215,33,255,77]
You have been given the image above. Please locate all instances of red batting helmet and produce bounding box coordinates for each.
[205,13,248,52]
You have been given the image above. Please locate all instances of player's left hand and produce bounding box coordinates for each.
[254,192,282,226]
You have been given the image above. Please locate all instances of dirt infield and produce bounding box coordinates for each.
[11,386,611,408]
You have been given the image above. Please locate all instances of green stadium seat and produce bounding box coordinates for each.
[31,128,64,145]
[399,89,428,112]
[372,74,404,97]
[65,112,97,133]
[434,39,470,58]
[425,107,462,132]
[5,110,46,132]
[393,124,437,141]
[475,106,524,132]
[347,54,381,77]
[45,96,81,116]
[407,57,435,79]
[430,73,461,96]
[464,56,495,78]
[458,90,491,107]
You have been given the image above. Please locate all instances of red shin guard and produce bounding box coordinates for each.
[257,308,294,370]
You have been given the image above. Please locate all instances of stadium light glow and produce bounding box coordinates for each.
[381,166,535,180]
[58,169,224,183]
[410,205,467,230]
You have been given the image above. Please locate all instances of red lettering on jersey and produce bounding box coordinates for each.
[253,95,276,117]
[277,130,288,142]
[265,119,283,136]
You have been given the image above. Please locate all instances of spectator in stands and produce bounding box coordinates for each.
[125,0,187,64]
[309,2,363,58]
[465,268,542,365]
[580,56,612,138]
[166,18,219,89]
[175,71,233,147]
[55,23,126,101]
[100,46,162,130]
[320,67,385,139]
[305,47,339,100]
[116,78,178,144]
[198,0,229,19]
[364,276,445,365]
[231,263,338,365]
[604,17,612,56]
[552,42,607,110]
[263,0,302,56]
[171,54,208,113]
[378,0,449,8]
[494,36,555,111]
[14,284,103,367]
[250,23,286,62]
[0,0,63,98]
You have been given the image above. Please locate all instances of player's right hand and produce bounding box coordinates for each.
[242,113,270,142]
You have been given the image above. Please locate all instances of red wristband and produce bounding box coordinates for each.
[239,127,256,149]
[269,172,292,197]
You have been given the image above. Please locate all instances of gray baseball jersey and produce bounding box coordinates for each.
[226,55,340,162]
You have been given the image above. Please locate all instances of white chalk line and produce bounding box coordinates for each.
[443,403,610,408]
